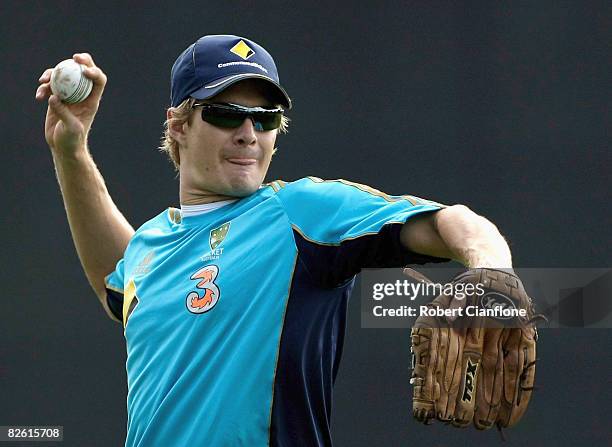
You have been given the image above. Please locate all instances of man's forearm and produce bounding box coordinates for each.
[53,147,134,299]
[435,205,512,268]
[401,205,512,268]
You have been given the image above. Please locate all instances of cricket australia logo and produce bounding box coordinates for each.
[201,222,231,262]
[186,265,221,314]
[210,222,230,250]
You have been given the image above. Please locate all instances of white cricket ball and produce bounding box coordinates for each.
[50,59,93,104]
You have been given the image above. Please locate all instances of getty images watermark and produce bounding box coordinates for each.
[361,268,612,328]
[371,278,527,320]
[372,279,527,320]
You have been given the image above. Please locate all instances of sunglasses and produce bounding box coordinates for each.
[192,102,284,131]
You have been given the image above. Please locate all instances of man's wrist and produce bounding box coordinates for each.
[51,144,90,165]
[462,249,513,269]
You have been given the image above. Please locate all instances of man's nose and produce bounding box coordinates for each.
[233,117,257,146]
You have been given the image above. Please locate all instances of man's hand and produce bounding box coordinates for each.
[408,268,544,431]
[35,53,107,157]
[35,53,133,318]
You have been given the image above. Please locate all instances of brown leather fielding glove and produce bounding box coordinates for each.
[407,268,544,431]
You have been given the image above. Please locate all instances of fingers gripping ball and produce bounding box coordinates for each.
[407,268,544,432]
[50,59,93,104]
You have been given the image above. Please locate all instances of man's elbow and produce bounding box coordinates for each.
[435,204,501,238]
[436,204,512,267]
[85,272,111,304]
[90,276,123,323]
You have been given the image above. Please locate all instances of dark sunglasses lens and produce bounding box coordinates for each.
[254,113,282,131]
[201,107,282,131]
[202,110,245,128]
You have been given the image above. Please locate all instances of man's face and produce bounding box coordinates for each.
[176,80,279,202]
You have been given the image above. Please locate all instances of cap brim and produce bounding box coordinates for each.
[190,73,292,109]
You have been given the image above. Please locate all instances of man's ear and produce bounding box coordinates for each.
[167,108,187,146]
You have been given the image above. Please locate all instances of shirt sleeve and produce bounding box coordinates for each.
[275,177,450,287]
[103,258,125,323]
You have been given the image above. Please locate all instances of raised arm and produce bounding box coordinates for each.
[35,53,134,308]
[400,204,512,268]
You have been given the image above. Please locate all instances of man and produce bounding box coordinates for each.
[36,35,514,446]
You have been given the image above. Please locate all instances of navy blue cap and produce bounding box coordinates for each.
[170,35,291,109]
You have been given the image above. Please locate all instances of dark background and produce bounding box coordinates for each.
[1,1,610,446]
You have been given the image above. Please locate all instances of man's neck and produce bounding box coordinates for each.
[180,194,237,205]
[179,183,242,205]
[179,179,263,205]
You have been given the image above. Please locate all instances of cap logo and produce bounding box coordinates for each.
[230,40,255,60]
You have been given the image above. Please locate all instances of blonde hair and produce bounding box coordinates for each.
[159,98,290,170]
